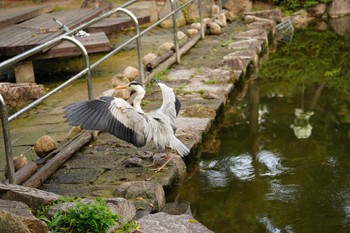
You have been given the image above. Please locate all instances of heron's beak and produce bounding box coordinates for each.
[114,85,128,90]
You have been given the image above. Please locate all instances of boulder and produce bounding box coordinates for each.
[187,28,199,37]
[13,154,28,171]
[116,181,165,212]
[33,135,58,158]
[0,210,31,233]
[105,198,136,224]
[125,1,158,23]
[329,16,350,35]
[137,212,214,233]
[211,4,220,16]
[328,0,350,18]
[244,9,282,23]
[208,22,221,35]
[159,0,186,28]
[123,66,139,81]
[307,3,327,18]
[177,31,188,47]
[191,22,201,30]
[0,82,45,109]
[0,199,48,233]
[213,13,227,27]
[143,52,157,66]
[157,42,175,55]
[222,0,252,17]
[0,183,61,209]
[184,0,215,23]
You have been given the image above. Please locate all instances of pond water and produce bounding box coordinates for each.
[168,26,350,232]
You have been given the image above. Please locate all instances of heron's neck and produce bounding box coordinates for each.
[133,90,145,113]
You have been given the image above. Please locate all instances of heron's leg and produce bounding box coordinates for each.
[154,150,176,172]
[144,150,169,167]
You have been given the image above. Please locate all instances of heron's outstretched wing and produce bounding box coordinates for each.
[155,81,181,129]
[63,96,148,147]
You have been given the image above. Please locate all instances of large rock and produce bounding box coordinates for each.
[0,210,31,233]
[0,199,48,233]
[0,82,45,108]
[159,0,186,28]
[0,183,61,209]
[307,3,327,17]
[137,212,214,233]
[328,0,350,18]
[329,16,350,35]
[125,1,158,23]
[222,0,252,17]
[116,181,166,212]
[244,9,282,23]
[33,135,59,158]
[184,0,215,23]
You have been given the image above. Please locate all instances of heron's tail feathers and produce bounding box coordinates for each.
[172,137,190,157]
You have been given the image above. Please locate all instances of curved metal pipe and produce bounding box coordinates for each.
[115,8,145,84]
[61,36,93,100]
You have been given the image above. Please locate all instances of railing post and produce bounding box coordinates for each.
[198,0,205,39]
[116,8,145,84]
[0,95,15,184]
[61,36,93,100]
[170,0,181,63]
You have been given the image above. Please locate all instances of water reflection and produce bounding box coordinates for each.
[169,26,350,232]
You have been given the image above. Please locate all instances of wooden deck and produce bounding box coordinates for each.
[0,7,109,57]
[0,5,54,29]
[86,16,150,34]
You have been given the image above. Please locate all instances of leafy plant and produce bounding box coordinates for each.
[114,220,140,233]
[43,198,119,233]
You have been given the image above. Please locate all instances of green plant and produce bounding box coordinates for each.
[44,198,119,233]
[114,220,140,233]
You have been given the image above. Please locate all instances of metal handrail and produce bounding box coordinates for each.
[0,0,204,183]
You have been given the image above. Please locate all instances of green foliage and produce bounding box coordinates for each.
[259,28,350,96]
[42,198,119,233]
[114,220,140,233]
[273,0,332,10]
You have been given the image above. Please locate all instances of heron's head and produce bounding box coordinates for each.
[114,81,145,95]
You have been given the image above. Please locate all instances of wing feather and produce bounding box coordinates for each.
[64,96,149,147]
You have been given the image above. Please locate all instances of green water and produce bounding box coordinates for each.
[168,28,350,232]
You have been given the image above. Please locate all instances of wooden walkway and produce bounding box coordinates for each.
[0,5,54,29]
[0,7,110,57]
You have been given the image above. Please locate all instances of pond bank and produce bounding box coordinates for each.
[0,9,279,232]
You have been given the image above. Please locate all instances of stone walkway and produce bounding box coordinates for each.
[1,10,277,226]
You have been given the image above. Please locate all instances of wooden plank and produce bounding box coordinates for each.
[33,32,112,59]
[87,16,150,34]
[0,5,53,29]
[0,7,108,57]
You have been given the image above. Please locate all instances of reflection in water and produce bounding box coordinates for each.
[290,108,314,139]
[257,150,285,177]
[265,180,300,203]
[169,27,350,232]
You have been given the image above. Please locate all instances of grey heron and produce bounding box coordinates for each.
[63,80,189,171]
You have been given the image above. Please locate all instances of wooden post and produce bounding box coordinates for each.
[14,61,35,83]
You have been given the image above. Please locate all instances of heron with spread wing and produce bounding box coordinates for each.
[63,80,189,171]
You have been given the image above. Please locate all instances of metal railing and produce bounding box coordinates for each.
[0,0,208,183]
